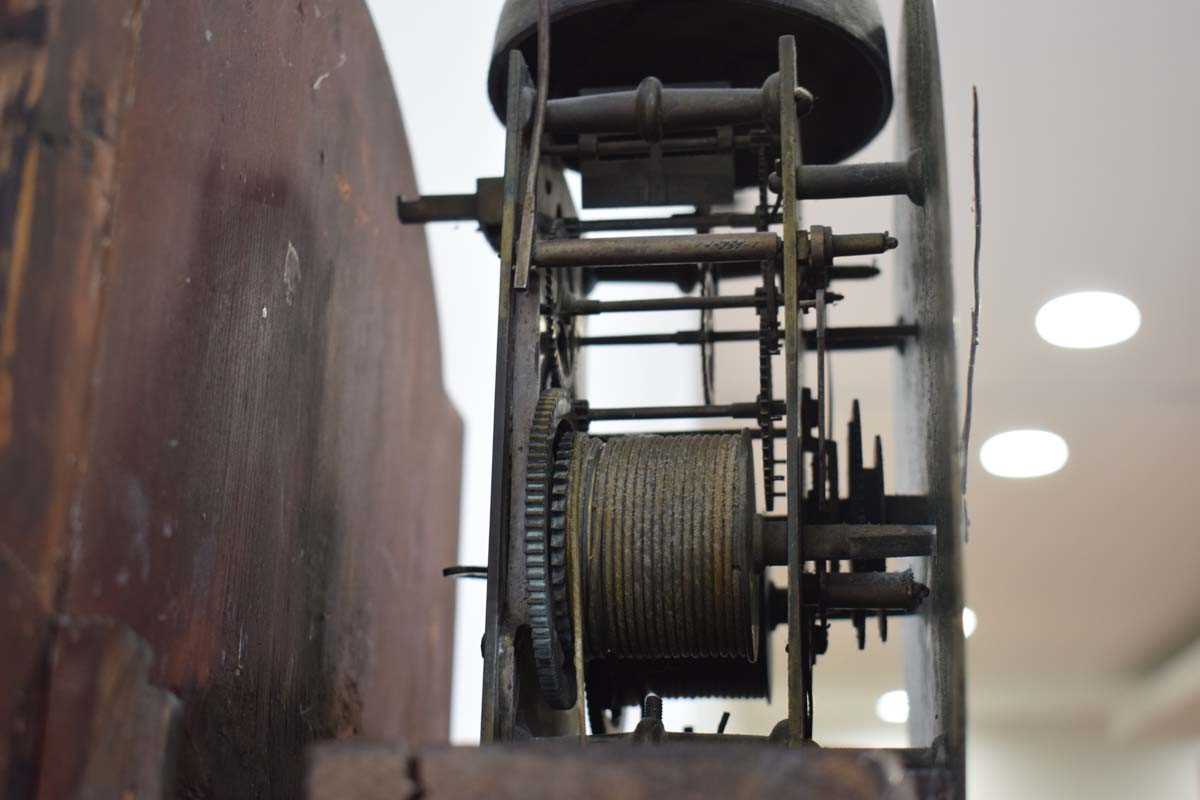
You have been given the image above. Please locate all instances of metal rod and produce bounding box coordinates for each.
[768,154,924,204]
[561,294,760,316]
[592,428,760,439]
[813,571,929,611]
[574,325,916,350]
[822,608,914,621]
[538,231,886,268]
[442,565,489,578]
[583,401,782,421]
[542,74,806,138]
[396,193,476,223]
[577,330,760,346]
[582,262,772,287]
[568,212,781,234]
[831,232,899,257]
[767,572,930,620]
[829,264,881,281]
[393,178,506,229]
[804,324,918,351]
[542,132,771,158]
[534,232,780,267]
[760,522,936,565]
[800,495,933,524]
[770,603,920,627]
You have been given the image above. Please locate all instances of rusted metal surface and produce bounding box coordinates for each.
[571,211,778,233]
[583,401,780,422]
[524,389,577,710]
[818,230,900,258]
[481,51,582,743]
[542,75,808,137]
[563,293,762,316]
[763,574,928,622]
[309,740,920,800]
[534,232,780,268]
[816,571,929,612]
[0,1,460,796]
[525,421,766,710]
[893,0,966,796]
[769,153,926,204]
[576,433,757,661]
[394,0,964,791]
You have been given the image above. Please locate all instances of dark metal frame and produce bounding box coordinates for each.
[396,2,965,795]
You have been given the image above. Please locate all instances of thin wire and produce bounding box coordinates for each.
[442,565,488,578]
[960,86,982,541]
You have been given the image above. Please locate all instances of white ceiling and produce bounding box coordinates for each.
[911,0,1200,697]
[787,0,1200,739]
[374,0,1200,742]
[752,0,1200,741]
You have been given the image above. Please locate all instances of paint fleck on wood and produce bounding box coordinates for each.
[284,241,301,306]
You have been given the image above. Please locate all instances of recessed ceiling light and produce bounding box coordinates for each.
[1035,291,1140,349]
[875,690,909,725]
[962,607,977,639]
[979,429,1068,479]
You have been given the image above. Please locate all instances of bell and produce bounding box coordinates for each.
[487,0,893,167]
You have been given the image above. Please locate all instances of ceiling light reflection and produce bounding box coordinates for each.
[980,429,1068,479]
[1035,291,1140,349]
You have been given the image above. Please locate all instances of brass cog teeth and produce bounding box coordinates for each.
[524,388,577,710]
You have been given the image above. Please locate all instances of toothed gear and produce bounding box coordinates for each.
[539,270,576,392]
[525,388,576,709]
[549,433,576,651]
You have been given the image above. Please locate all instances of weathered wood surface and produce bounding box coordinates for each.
[0,1,461,796]
[308,741,416,800]
[37,619,181,799]
[308,741,921,800]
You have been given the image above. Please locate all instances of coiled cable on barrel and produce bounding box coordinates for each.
[574,433,757,661]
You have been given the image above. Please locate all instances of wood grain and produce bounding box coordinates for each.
[37,619,180,799]
[0,1,460,796]
[308,740,920,800]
